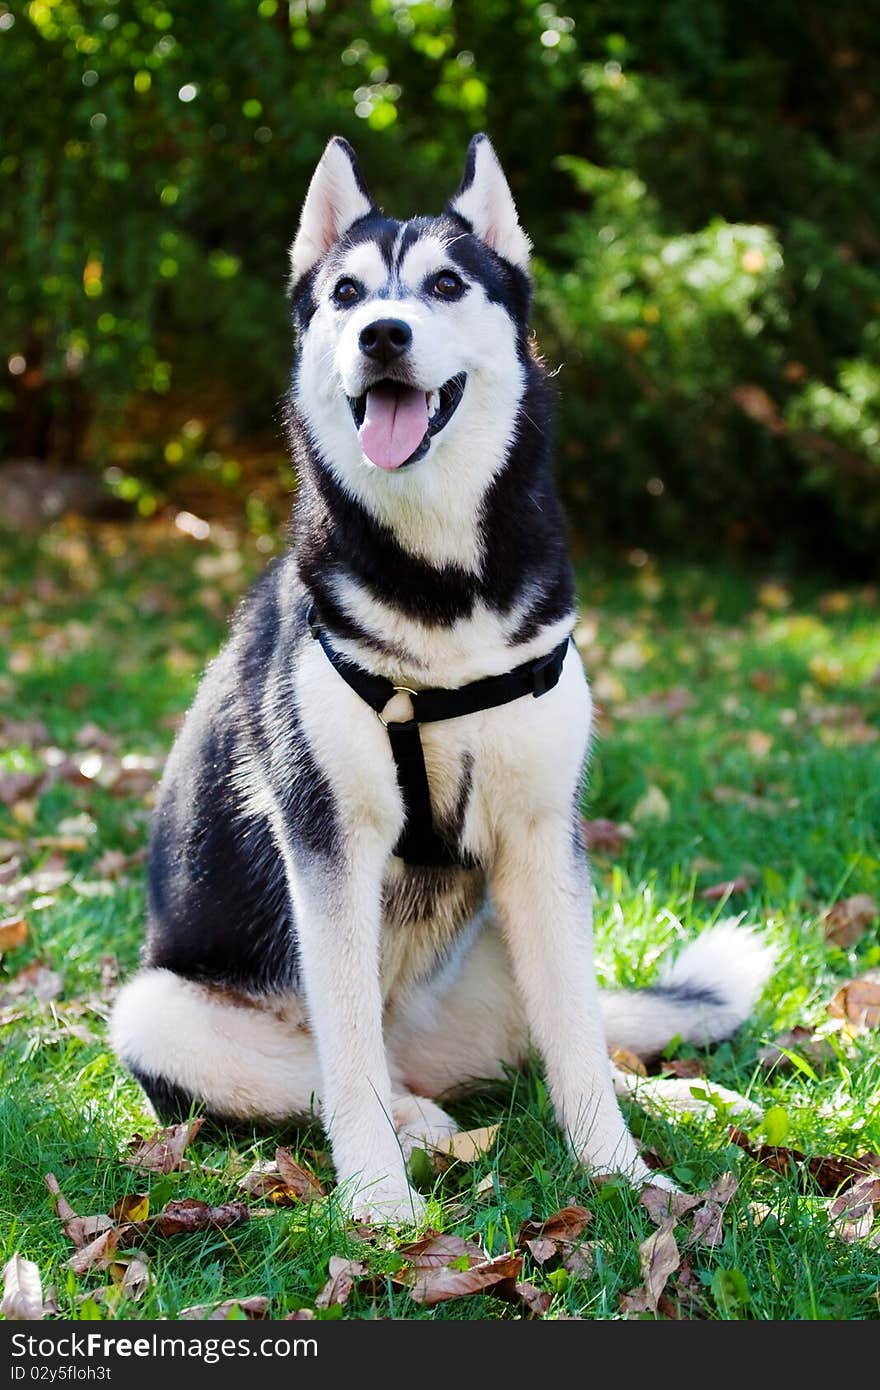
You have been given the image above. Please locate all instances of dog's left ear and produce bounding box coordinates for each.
[290,136,374,285]
[449,134,531,271]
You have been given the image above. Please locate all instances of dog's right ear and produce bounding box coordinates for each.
[289,137,374,285]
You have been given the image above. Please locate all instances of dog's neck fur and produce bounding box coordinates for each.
[286,353,576,688]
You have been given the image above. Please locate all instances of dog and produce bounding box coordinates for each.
[110,134,772,1222]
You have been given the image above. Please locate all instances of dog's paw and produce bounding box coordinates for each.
[346,1174,427,1227]
[392,1094,459,1165]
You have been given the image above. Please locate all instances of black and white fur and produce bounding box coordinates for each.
[110,135,772,1222]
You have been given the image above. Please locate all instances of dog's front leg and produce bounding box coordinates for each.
[492,818,653,1185]
[288,839,422,1224]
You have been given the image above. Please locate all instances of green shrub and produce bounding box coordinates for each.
[1,0,878,563]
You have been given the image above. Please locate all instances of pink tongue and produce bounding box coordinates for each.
[359,383,428,470]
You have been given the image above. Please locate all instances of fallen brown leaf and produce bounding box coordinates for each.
[638,1218,680,1313]
[580,817,635,856]
[686,1202,724,1248]
[0,916,28,951]
[155,1199,249,1236]
[2,1255,45,1320]
[108,1194,150,1224]
[408,1252,523,1307]
[561,1241,595,1279]
[66,1228,119,1276]
[610,1046,648,1076]
[109,1255,151,1301]
[399,1232,483,1271]
[181,1295,270,1320]
[829,1176,880,1244]
[315,1257,367,1310]
[432,1125,499,1164]
[639,1185,701,1226]
[729,1128,880,1194]
[519,1205,592,1246]
[828,972,880,1029]
[275,1148,325,1200]
[823,895,878,948]
[44,1172,88,1248]
[238,1152,324,1206]
[523,1237,556,1265]
[126,1118,204,1173]
[1,962,62,1005]
[699,875,755,901]
[507,1280,552,1316]
[659,1058,707,1079]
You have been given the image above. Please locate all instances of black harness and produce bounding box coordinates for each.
[308,604,571,868]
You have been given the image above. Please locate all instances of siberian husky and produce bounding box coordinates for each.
[111,135,771,1222]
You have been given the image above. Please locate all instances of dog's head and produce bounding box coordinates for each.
[288,135,533,493]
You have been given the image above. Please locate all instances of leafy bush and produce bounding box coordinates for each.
[1,0,878,563]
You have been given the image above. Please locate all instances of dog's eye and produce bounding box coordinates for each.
[431,271,465,299]
[333,278,361,307]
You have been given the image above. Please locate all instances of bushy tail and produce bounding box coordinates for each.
[600,919,775,1060]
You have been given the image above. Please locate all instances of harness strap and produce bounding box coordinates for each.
[307,604,571,868]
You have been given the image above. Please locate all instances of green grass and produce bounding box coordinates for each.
[1,521,879,1321]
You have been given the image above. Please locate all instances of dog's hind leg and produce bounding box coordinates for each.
[110,968,322,1124]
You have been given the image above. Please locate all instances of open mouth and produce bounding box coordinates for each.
[348,373,466,471]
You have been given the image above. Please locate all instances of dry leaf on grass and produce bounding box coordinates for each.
[580,817,635,856]
[431,1125,499,1164]
[2,1255,46,1320]
[1,962,63,1006]
[519,1205,592,1245]
[521,1236,556,1265]
[699,875,755,901]
[823,895,878,948]
[623,1218,680,1315]
[315,1257,368,1310]
[108,1193,149,1224]
[659,1058,707,1079]
[109,1256,151,1301]
[0,916,28,951]
[399,1233,483,1271]
[639,1185,701,1226]
[508,1281,552,1316]
[44,1172,89,1248]
[126,1118,204,1173]
[155,1199,249,1236]
[66,1228,119,1276]
[729,1127,880,1194]
[275,1148,325,1199]
[408,1252,523,1308]
[640,1218,681,1305]
[609,1046,648,1077]
[181,1296,270,1321]
[828,972,880,1029]
[516,1206,593,1281]
[238,1152,324,1206]
[829,1176,880,1244]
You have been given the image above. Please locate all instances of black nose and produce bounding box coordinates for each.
[358,318,413,365]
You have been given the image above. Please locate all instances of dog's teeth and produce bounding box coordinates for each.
[427,390,438,418]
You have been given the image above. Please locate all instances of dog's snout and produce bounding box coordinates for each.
[358,318,413,365]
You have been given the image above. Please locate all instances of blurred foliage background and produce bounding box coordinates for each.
[1,0,879,568]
